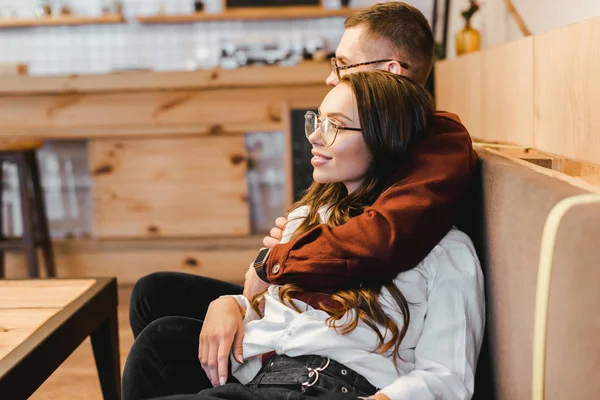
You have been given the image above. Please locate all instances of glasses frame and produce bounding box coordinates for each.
[331,57,410,80]
[304,111,361,147]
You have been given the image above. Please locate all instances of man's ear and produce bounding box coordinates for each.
[387,61,405,76]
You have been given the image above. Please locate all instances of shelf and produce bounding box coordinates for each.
[137,6,356,23]
[0,14,125,29]
[0,61,330,95]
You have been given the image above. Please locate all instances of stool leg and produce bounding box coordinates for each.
[0,160,4,279]
[16,153,39,278]
[26,151,55,278]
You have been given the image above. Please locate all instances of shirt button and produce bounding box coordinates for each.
[286,330,293,336]
[271,263,281,274]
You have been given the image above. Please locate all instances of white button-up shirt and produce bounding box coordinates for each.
[228,206,485,400]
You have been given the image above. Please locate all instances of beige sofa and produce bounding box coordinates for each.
[458,147,600,399]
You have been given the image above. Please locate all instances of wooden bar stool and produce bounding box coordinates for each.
[0,138,56,278]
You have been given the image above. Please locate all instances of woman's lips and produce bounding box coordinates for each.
[311,150,332,166]
[311,155,331,166]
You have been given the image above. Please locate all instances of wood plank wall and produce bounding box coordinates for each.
[4,237,264,285]
[435,16,600,165]
[89,136,250,238]
[0,63,331,282]
[0,86,328,139]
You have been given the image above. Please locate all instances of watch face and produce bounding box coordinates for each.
[254,247,271,266]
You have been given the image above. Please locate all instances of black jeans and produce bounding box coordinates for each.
[124,272,366,400]
[124,272,241,399]
[122,314,366,400]
[129,272,243,339]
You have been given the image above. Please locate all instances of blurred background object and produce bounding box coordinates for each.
[0,62,28,75]
[2,141,92,239]
[455,0,480,56]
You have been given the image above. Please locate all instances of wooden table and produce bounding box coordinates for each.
[0,278,120,400]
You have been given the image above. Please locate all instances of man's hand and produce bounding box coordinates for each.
[243,262,269,300]
[198,297,245,387]
[262,217,287,248]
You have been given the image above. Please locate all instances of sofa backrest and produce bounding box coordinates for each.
[456,147,600,399]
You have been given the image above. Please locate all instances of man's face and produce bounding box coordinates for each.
[326,26,369,87]
[325,25,407,87]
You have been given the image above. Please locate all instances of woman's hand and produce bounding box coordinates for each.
[262,216,287,248]
[198,297,245,386]
[367,394,391,400]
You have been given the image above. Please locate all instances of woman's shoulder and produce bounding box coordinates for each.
[436,226,477,252]
[280,205,313,244]
[286,204,330,222]
[416,227,481,281]
[287,205,310,219]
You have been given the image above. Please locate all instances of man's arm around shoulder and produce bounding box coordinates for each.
[265,112,478,291]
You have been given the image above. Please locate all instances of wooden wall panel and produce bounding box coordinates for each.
[534,17,600,165]
[433,59,454,114]
[0,85,330,139]
[89,136,250,238]
[4,236,263,285]
[482,37,534,146]
[435,52,483,138]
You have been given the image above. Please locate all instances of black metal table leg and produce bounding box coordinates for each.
[91,308,121,400]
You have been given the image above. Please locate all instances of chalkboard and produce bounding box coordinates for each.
[290,108,317,202]
[227,0,320,8]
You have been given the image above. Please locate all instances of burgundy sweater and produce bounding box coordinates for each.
[265,111,477,292]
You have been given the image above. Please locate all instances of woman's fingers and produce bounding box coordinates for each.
[206,334,220,386]
[199,326,223,386]
[262,217,288,248]
[232,321,245,364]
[199,331,215,386]
[262,235,279,248]
[197,298,244,386]
[216,330,235,385]
[275,217,287,230]
[270,226,282,241]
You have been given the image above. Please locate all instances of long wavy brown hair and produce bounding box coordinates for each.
[251,71,434,365]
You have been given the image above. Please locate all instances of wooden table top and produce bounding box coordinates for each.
[0,279,96,360]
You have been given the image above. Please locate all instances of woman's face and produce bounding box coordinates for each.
[308,83,372,193]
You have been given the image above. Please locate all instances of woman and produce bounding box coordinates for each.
[122,71,485,400]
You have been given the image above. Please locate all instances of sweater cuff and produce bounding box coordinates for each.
[265,241,293,282]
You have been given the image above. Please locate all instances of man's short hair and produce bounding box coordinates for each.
[345,2,435,85]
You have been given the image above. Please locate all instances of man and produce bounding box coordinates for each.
[124,3,477,399]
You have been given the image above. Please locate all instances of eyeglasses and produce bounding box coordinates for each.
[331,57,410,80]
[304,111,361,147]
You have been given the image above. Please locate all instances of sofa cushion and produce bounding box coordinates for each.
[456,147,595,399]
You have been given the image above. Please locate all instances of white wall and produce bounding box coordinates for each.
[0,0,435,76]
[0,0,349,75]
[446,0,600,58]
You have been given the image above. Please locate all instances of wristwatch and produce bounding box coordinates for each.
[252,247,271,283]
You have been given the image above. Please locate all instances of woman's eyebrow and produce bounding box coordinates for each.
[317,109,353,122]
[327,112,353,122]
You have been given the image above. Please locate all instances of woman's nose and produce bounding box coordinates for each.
[308,126,323,145]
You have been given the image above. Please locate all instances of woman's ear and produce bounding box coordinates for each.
[387,61,405,76]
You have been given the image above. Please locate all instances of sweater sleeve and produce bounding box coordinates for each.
[265,112,477,290]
